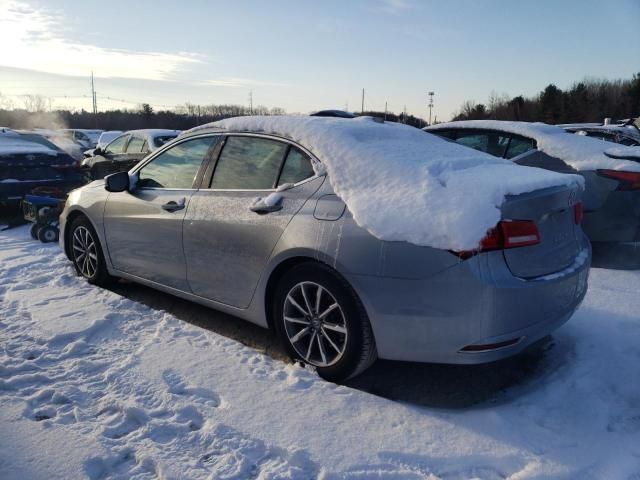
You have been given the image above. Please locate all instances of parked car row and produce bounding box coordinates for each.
[0,128,180,206]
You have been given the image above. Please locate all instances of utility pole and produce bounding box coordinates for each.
[361,88,365,114]
[403,105,407,124]
[428,91,435,126]
[384,101,387,121]
[90,71,97,115]
[249,90,253,115]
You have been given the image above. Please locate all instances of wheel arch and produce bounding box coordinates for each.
[63,209,101,260]
[263,255,363,331]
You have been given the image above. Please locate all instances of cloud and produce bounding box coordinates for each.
[0,0,202,81]
[199,77,290,88]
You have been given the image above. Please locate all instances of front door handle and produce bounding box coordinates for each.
[161,198,186,212]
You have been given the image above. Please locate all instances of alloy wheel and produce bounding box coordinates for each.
[72,226,98,278]
[283,281,348,367]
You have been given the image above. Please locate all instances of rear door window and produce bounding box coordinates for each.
[277,147,315,186]
[505,135,536,159]
[211,136,287,190]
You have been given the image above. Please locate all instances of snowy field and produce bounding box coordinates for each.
[1,225,639,479]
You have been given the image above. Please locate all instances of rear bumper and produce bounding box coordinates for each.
[346,236,591,364]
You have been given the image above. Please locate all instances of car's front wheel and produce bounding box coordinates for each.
[69,216,114,286]
[273,263,377,382]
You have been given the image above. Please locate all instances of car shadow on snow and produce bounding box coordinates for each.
[110,280,572,410]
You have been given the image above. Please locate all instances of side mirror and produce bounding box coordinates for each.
[105,171,130,192]
[94,147,103,155]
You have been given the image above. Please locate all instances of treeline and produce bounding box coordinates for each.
[0,101,429,131]
[453,73,640,123]
[0,103,287,131]
[360,110,426,128]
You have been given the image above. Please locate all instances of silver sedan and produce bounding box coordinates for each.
[60,123,591,381]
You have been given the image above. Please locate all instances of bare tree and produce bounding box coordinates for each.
[23,94,51,113]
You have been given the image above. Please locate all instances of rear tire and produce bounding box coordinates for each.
[273,262,377,382]
[69,216,114,286]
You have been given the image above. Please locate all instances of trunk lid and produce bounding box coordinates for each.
[501,184,582,278]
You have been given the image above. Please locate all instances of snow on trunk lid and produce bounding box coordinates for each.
[500,185,582,278]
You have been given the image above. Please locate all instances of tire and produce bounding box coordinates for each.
[30,224,39,240]
[37,225,59,243]
[68,216,114,286]
[273,262,377,382]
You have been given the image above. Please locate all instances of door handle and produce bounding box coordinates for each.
[161,198,186,212]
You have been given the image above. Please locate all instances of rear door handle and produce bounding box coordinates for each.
[161,198,186,212]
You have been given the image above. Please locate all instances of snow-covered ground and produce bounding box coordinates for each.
[1,225,639,479]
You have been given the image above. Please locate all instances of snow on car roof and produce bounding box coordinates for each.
[126,129,180,138]
[0,135,58,156]
[188,116,581,251]
[427,120,640,172]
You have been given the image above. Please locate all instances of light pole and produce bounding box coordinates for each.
[428,91,434,126]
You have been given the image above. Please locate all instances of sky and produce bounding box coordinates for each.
[0,0,638,121]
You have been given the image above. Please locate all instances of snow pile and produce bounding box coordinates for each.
[605,146,640,161]
[188,116,581,251]
[1,226,640,479]
[428,120,640,172]
[0,136,58,156]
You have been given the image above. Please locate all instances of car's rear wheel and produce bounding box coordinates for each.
[69,216,114,286]
[273,263,377,382]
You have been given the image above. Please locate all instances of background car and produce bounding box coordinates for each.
[60,129,104,149]
[0,135,84,207]
[426,120,640,267]
[83,130,123,158]
[25,129,86,161]
[82,129,179,179]
[60,116,590,381]
[558,121,640,147]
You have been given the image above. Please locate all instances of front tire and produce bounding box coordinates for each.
[69,216,114,286]
[273,262,377,382]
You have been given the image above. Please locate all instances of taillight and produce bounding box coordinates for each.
[597,169,640,190]
[455,220,540,258]
[574,202,583,224]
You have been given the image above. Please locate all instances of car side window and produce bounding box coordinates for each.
[505,135,536,159]
[137,136,216,189]
[454,131,509,157]
[104,135,129,155]
[211,136,288,190]
[127,137,145,153]
[277,147,315,186]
